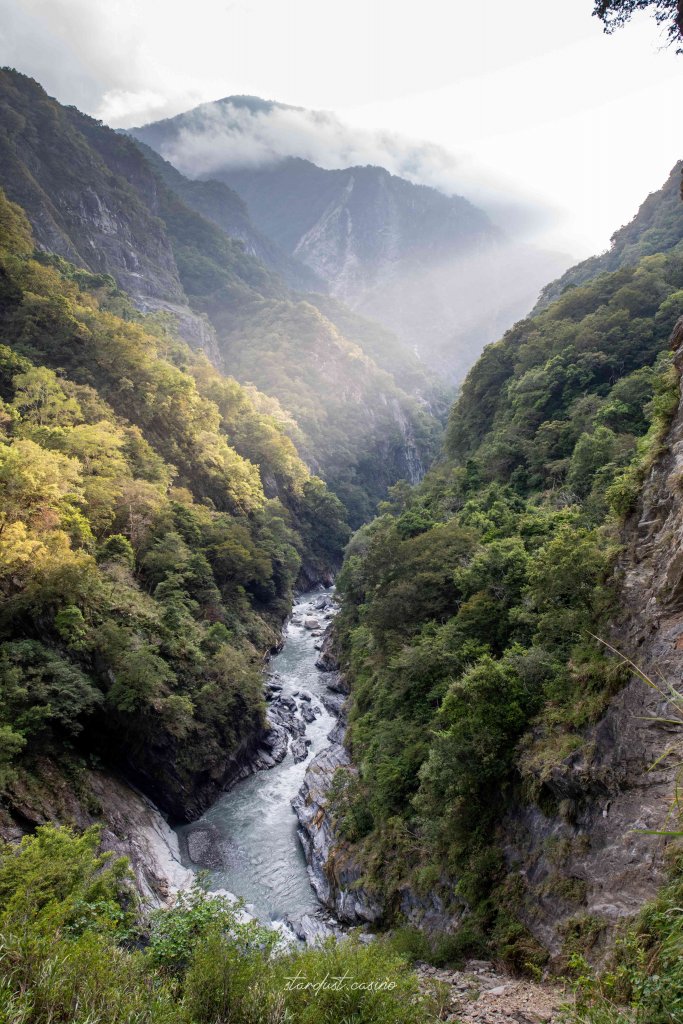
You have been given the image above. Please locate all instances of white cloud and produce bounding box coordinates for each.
[1,0,680,256]
[148,99,552,240]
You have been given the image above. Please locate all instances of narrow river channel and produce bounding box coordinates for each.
[176,589,338,932]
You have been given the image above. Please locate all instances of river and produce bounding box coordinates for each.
[176,589,338,933]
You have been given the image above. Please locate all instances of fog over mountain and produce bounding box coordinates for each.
[131,96,569,380]
[128,95,552,239]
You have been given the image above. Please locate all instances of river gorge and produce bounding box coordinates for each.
[175,589,344,940]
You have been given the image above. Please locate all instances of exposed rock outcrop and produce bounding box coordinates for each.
[315,629,340,673]
[0,763,193,907]
[415,961,569,1024]
[292,743,381,924]
[285,912,345,945]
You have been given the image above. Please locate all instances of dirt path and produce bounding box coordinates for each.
[417,960,572,1023]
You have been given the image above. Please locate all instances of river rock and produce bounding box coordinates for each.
[304,617,321,630]
[287,913,344,944]
[299,691,312,702]
[269,704,305,738]
[321,692,346,717]
[301,704,316,724]
[291,738,309,763]
[314,629,340,672]
[261,724,288,763]
[185,823,231,870]
[327,720,346,745]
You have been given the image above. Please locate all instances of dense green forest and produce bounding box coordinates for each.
[334,240,683,960]
[0,187,350,817]
[1,6,683,1013]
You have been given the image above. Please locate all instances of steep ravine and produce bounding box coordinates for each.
[291,321,683,962]
[0,589,349,928]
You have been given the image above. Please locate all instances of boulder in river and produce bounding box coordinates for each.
[291,738,309,763]
[261,724,288,763]
[315,632,340,672]
[304,617,321,630]
[185,823,233,870]
[287,912,344,944]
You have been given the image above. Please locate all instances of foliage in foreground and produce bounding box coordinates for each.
[0,825,439,1024]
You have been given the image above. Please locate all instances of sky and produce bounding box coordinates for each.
[1,0,681,257]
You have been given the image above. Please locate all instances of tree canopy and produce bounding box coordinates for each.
[593,0,683,48]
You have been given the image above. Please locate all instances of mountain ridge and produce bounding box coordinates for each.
[129,95,568,381]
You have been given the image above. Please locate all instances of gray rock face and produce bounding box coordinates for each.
[315,629,340,673]
[0,766,194,908]
[320,692,346,718]
[292,743,382,925]
[0,73,221,361]
[291,738,309,764]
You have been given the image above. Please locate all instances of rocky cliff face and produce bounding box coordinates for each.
[293,322,683,958]
[0,70,443,523]
[131,139,323,293]
[190,158,566,382]
[292,733,383,926]
[0,70,219,356]
[501,319,683,960]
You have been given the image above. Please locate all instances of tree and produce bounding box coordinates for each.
[0,439,82,526]
[593,0,683,49]
[11,367,82,427]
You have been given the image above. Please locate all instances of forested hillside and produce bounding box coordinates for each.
[130,137,323,293]
[334,223,683,960]
[0,188,350,820]
[0,69,444,527]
